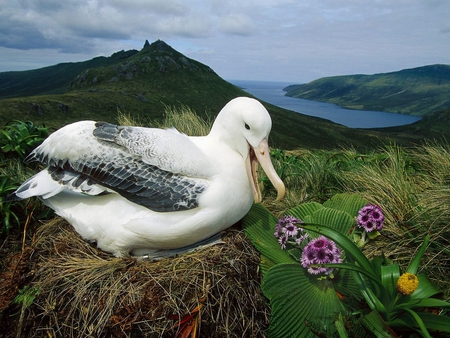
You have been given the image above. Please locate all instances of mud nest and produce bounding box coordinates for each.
[0,218,269,337]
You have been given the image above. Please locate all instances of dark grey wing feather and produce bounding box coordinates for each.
[29,122,210,212]
[69,150,208,212]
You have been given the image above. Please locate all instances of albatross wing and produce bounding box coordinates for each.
[21,121,213,212]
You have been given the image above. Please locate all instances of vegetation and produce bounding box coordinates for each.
[1,106,449,337]
[243,196,450,337]
[284,64,450,116]
[1,39,450,337]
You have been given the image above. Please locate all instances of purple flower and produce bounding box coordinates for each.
[301,236,342,275]
[357,204,384,232]
[278,234,288,249]
[274,216,308,249]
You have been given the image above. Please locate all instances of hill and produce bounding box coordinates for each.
[0,40,448,151]
[284,64,450,116]
[0,50,139,98]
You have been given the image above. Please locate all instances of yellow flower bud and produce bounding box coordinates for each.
[396,272,419,295]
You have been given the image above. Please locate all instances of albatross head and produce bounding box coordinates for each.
[211,97,286,203]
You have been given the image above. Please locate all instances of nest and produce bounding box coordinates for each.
[0,218,269,337]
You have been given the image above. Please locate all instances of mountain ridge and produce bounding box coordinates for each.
[0,40,449,150]
[284,64,450,116]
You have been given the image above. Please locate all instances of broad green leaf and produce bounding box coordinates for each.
[284,202,323,220]
[242,204,295,268]
[309,208,355,237]
[410,274,441,299]
[323,193,369,218]
[262,263,345,338]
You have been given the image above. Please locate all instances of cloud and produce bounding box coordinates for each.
[0,0,449,81]
[218,13,256,36]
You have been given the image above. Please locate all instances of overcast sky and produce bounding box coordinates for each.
[0,0,449,82]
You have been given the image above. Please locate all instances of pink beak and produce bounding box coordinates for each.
[246,139,286,203]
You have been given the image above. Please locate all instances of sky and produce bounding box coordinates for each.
[0,0,449,83]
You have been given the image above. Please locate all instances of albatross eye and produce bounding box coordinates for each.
[244,123,250,130]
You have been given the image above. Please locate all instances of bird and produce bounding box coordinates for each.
[8,97,285,258]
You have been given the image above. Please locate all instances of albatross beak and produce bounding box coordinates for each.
[246,139,286,203]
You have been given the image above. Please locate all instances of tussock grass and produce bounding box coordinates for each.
[117,104,212,136]
[265,142,450,298]
[2,218,268,338]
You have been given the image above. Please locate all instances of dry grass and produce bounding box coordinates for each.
[117,104,212,136]
[0,218,269,338]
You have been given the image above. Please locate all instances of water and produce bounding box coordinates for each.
[229,80,422,129]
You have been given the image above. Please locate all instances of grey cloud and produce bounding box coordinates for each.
[218,13,256,36]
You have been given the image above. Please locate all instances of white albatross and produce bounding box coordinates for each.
[8,97,285,257]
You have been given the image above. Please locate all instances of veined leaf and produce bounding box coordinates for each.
[262,263,345,338]
[284,202,323,220]
[242,204,295,268]
[309,208,355,237]
[323,193,369,218]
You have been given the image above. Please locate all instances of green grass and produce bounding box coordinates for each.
[1,108,450,337]
[261,142,450,299]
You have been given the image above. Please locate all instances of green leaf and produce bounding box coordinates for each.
[410,274,441,299]
[389,311,450,333]
[361,310,397,338]
[334,313,349,338]
[309,208,355,238]
[284,202,323,220]
[397,297,450,310]
[242,204,295,270]
[262,263,345,338]
[402,308,432,338]
[323,193,369,218]
[418,312,450,332]
[406,234,429,275]
[380,264,400,300]
[320,262,380,284]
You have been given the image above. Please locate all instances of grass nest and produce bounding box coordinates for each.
[0,218,269,337]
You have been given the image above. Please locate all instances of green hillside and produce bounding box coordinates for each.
[284,64,450,116]
[0,40,448,150]
[0,50,138,98]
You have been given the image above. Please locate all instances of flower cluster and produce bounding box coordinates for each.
[274,215,308,249]
[396,272,419,295]
[301,236,343,275]
[357,204,384,232]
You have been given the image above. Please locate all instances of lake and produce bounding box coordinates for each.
[229,80,422,129]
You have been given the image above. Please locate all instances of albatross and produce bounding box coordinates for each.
[8,97,285,257]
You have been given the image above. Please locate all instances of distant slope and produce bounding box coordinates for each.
[374,106,450,141]
[284,64,450,116]
[0,50,138,98]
